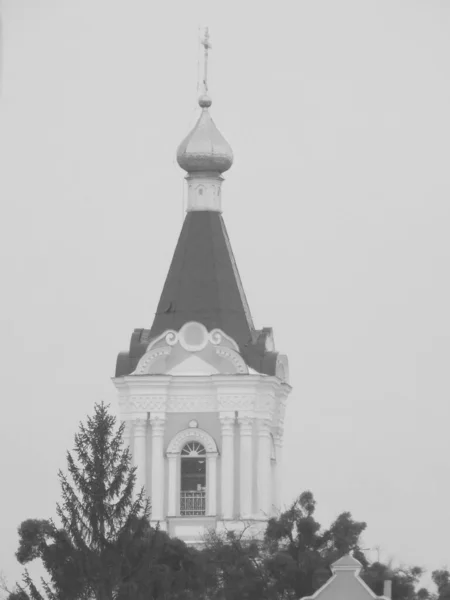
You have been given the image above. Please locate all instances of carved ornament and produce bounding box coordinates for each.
[215,347,248,374]
[166,427,218,454]
[133,348,171,375]
[218,394,255,411]
[167,396,215,412]
[130,396,166,411]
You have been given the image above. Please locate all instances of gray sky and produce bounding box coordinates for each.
[0,0,449,588]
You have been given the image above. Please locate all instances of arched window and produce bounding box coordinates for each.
[180,442,206,516]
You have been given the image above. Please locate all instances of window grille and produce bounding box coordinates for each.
[181,441,206,457]
[180,490,206,516]
[180,442,206,516]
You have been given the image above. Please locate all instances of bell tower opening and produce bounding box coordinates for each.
[180,442,206,516]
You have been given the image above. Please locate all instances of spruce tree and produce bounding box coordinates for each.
[11,402,152,600]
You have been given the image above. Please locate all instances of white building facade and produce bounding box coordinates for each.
[113,34,291,543]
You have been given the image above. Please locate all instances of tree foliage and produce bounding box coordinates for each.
[432,569,450,600]
[7,403,203,600]
[6,403,444,600]
[262,491,368,599]
[199,491,369,600]
[200,491,437,600]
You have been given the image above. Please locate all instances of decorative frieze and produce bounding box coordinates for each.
[167,395,215,412]
[130,395,166,411]
[218,394,255,411]
[118,391,280,415]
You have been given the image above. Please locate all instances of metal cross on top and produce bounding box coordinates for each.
[201,27,212,94]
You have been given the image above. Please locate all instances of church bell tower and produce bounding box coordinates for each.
[113,30,291,543]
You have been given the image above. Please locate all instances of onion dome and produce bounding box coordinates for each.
[176,95,234,174]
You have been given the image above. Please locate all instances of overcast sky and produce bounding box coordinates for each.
[0,0,449,589]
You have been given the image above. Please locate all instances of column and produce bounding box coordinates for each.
[133,417,148,499]
[238,415,253,519]
[167,452,178,517]
[256,418,272,518]
[273,431,284,513]
[207,453,218,516]
[219,413,235,520]
[150,414,166,522]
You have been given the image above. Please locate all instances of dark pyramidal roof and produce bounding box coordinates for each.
[115,211,278,377]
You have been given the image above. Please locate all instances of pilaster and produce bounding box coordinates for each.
[219,412,235,519]
[207,452,218,516]
[238,413,254,519]
[256,418,272,517]
[133,416,148,499]
[167,452,178,517]
[150,413,166,523]
[273,429,284,513]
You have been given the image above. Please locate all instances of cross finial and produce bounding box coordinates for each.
[201,27,211,94]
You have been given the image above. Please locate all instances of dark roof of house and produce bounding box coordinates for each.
[115,211,278,377]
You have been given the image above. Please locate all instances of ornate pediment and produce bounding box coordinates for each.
[132,322,248,376]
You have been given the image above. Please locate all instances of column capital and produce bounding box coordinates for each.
[150,413,166,436]
[273,427,284,447]
[257,417,272,437]
[219,412,235,435]
[206,451,218,460]
[238,415,254,435]
[133,417,148,436]
[166,451,178,460]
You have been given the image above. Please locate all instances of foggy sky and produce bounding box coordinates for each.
[0,0,449,590]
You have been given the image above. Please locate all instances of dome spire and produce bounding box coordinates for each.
[200,27,211,104]
[177,28,233,212]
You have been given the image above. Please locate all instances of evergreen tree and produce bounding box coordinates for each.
[8,403,200,600]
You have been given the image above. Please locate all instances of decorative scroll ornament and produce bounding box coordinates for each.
[132,323,245,376]
[209,329,223,345]
[165,331,178,346]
